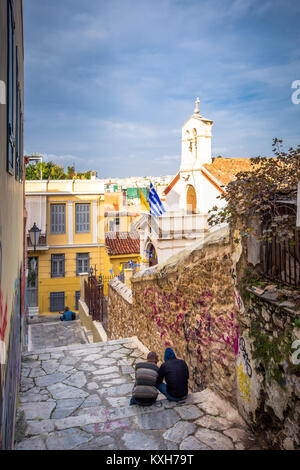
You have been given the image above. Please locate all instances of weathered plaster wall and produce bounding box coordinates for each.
[108,227,240,404]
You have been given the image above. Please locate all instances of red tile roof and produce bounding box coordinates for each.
[203,157,253,186]
[105,232,140,256]
[163,158,253,195]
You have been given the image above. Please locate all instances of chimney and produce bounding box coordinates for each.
[91,171,97,180]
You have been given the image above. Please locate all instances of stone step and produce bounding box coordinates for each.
[22,336,136,357]
[16,385,257,450]
[16,335,263,451]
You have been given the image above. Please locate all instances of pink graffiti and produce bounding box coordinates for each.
[144,286,239,366]
[0,288,8,342]
[234,289,243,312]
[94,410,128,434]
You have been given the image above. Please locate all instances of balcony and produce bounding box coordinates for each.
[27,233,48,251]
[136,211,209,241]
[159,212,209,239]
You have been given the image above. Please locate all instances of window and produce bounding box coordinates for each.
[51,254,65,278]
[15,49,21,181]
[75,203,90,233]
[19,111,23,180]
[75,291,80,310]
[7,0,15,175]
[109,217,120,232]
[15,47,23,182]
[76,253,90,275]
[50,204,66,234]
[50,292,65,312]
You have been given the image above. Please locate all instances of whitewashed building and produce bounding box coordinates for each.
[137,99,252,268]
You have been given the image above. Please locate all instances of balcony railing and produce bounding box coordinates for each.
[27,233,47,249]
[137,212,209,240]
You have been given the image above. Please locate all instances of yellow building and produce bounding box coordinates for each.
[25,179,114,315]
[25,178,147,315]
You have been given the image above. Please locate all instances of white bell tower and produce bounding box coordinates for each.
[180,98,213,171]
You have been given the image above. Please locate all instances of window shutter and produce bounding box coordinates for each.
[75,204,90,233]
[51,204,66,233]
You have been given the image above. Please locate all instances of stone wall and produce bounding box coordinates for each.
[108,227,241,404]
[107,223,300,449]
[233,232,300,450]
[107,278,134,339]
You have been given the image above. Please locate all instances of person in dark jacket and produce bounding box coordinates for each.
[60,307,76,321]
[130,352,159,406]
[156,347,189,401]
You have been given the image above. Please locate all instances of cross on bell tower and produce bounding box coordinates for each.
[194,97,200,115]
[180,98,213,171]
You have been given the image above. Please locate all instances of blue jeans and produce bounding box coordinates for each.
[157,383,187,402]
[130,396,137,405]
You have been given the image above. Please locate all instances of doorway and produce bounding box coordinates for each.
[186,185,197,213]
[27,256,38,307]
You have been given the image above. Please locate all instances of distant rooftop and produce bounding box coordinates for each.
[105,231,140,256]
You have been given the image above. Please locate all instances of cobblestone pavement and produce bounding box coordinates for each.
[28,316,87,351]
[15,329,264,450]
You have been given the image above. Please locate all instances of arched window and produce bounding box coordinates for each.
[146,242,158,267]
[186,185,197,214]
[186,130,192,152]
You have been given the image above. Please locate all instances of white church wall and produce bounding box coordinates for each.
[196,173,226,215]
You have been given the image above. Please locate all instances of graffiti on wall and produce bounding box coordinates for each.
[1,271,22,449]
[0,224,2,286]
[183,294,239,366]
[144,287,239,366]
[231,267,244,314]
[237,362,252,403]
[144,286,187,344]
[0,289,8,365]
[237,337,252,404]
[239,337,252,378]
[0,266,23,449]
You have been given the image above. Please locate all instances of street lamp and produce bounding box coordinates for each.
[28,223,41,252]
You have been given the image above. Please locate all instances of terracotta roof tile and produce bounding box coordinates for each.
[203,158,253,186]
[105,232,140,256]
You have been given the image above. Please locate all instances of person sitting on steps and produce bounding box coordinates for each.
[130,351,159,406]
[156,347,189,402]
[60,306,76,322]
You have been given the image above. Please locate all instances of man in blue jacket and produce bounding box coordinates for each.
[156,347,189,401]
[60,307,76,321]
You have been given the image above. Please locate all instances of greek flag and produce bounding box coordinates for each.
[149,182,166,217]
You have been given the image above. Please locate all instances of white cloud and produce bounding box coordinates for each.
[156,155,180,164]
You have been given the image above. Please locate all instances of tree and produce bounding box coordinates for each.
[208,139,300,242]
[26,161,93,181]
[66,166,75,179]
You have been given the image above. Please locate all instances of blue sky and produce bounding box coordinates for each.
[23,0,300,178]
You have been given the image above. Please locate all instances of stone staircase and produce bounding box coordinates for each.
[15,338,262,450]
